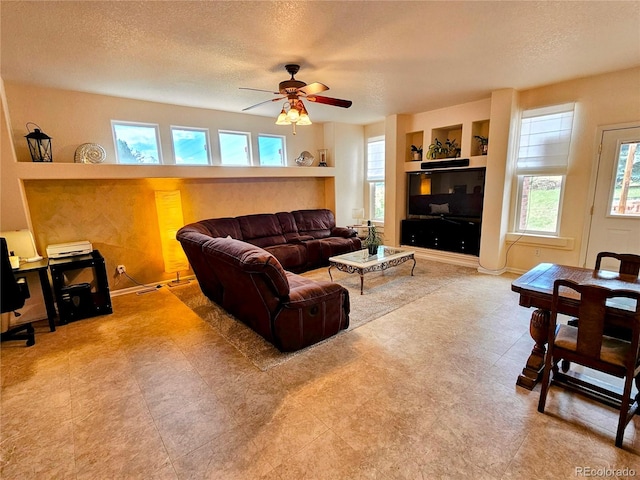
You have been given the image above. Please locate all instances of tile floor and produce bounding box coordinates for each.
[1,265,639,479]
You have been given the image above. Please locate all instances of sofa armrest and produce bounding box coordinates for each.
[203,237,290,297]
[330,227,357,238]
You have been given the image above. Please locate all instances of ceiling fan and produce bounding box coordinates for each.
[240,64,353,112]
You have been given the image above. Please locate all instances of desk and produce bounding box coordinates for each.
[511,263,640,390]
[14,259,57,332]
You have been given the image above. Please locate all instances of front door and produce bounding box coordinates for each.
[584,125,640,269]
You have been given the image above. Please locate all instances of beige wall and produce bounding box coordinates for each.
[507,67,640,272]
[2,82,349,292]
[3,66,639,295]
[24,177,326,287]
[4,82,323,165]
[389,67,640,273]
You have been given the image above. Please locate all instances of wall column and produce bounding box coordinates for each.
[478,88,519,273]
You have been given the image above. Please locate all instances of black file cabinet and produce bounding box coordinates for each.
[49,250,112,323]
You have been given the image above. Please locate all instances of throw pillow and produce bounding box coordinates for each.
[430,203,450,214]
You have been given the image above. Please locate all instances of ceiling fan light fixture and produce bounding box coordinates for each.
[297,113,312,126]
[275,106,291,125]
[286,106,300,123]
[296,101,312,125]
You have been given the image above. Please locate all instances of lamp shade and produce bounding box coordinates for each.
[25,123,53,162]
[352,208,365,222]
[275,107,291,125]
[286,106,300,123]
[155,190,189,274]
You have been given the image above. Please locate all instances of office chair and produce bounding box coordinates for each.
[1,237,34,346]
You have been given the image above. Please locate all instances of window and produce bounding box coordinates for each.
[609,141,640,216]
[171,126,210,165]
[367,137,385,222]
[112,121,162,164]
[257,134,286,166]
[218,130,251,165]
[514,103,575,235]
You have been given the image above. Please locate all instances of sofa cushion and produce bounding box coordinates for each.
[318,236,362,260]
[238,214,287,247]
[264,244,307,272]
[197,218,243,239]
[292,209,336,239]
[276,212,301,243]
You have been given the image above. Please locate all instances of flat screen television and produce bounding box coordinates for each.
[407,167,485,219]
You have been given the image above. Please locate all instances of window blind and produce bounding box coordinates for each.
[516,103,575,175]
[367,139,385,181]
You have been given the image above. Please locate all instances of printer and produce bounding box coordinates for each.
[46,241,93,259]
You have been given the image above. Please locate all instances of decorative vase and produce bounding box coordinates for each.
[367,244,379,256]
[412,152,422,161]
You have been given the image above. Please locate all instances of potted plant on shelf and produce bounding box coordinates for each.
[445,138,461,158]
[410,145,423,161]
[474,135,489,155]
[427,138,460,159]
[364,224,383,256]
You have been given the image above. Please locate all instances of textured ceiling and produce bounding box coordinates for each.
[2,1,639,125]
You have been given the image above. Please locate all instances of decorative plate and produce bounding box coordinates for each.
[295,151,314,166]
[75,143,106,164]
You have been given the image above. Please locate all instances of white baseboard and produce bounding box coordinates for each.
[405,246,480,269]
[110,274,196,297]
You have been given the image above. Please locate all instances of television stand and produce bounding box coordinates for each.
[401,217,481,256]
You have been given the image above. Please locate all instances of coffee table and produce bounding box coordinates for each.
[328,246,416,295]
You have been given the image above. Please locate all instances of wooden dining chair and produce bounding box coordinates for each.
[564,251,640,348]
[595,252,640,277]
[538,279,640,448]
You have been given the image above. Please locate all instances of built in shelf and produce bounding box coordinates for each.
[12,162,336,180]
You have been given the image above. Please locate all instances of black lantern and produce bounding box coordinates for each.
[25,123,52,162]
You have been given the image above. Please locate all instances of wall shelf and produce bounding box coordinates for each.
[406,131,424,162]
[471,119,490,157]
[12,162,336,180]
[430,124,463,147]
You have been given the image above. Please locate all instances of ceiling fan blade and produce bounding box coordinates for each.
[240,87,280,94]
[242,97,285,111]
[306,95,352,108]
[298,82,329,95]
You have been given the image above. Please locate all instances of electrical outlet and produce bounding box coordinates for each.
[534,249,540,257]
[116,264,126,274]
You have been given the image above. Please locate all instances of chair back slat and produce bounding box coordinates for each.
[576,287,609,359]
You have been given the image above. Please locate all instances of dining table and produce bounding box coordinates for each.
[511,262,640,390]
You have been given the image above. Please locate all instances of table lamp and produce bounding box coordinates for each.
[352,208,365,225]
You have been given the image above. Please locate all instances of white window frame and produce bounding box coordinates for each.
[218,130,252,166]
[366,136,385,223]
[513,103,575,236]
[257,134,286,166]
[170,125,211,165]
[112,120,163,164]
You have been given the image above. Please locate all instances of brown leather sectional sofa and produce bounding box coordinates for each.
[176,209,361,351]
